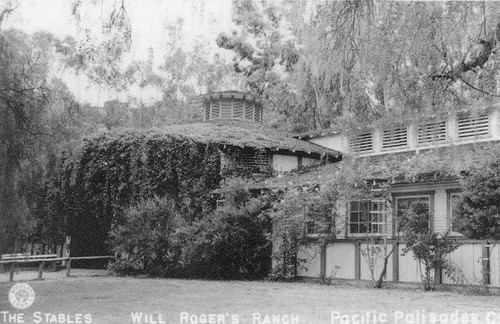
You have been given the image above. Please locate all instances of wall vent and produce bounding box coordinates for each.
[382,127,408,149]
[241,152,271,174]
[350,132,373,153]
[418,121,447,145]
[457,113,489,139]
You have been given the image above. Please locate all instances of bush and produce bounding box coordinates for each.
[109,179,273,279]
[109,196,185,277]
[399,203,459,290]
[454,161,500,240]
[175,179,272,279]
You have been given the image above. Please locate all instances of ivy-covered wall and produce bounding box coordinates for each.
[36,130,238,258]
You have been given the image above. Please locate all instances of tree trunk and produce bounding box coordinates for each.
[374,242,397,288]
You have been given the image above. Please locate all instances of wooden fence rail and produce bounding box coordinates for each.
[0,256,114,282]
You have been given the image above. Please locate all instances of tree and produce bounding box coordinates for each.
[70,0,133,95]
[0,22,101,252]
[278,1,500,130]
[216,0,299,126]
[120,20,242,128]
[217,0,293,93]
[454,160,500,240]
[0,29,61,252]
[0,1,18,30]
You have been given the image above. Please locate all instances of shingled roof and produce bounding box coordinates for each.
[161,119,342,160]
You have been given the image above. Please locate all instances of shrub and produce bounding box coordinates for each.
[175,179,272,279]
[454,161,500,240]
[109,196,185,277]
[109,179,273,279]
[268,186,337,280]
[399,203,460,290]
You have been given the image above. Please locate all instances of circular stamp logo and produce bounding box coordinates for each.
[8,283,35,310]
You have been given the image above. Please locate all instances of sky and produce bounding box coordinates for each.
[3,0,236,105]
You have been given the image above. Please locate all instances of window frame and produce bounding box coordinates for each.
[392,192,434,237]
[347,200,388,237]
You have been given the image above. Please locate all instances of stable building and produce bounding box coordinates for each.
[186,91,341,175]
[289,108,500,287]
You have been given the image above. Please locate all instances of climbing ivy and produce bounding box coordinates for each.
[34,129,261,259]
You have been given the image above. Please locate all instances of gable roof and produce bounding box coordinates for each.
[160,119,342,160]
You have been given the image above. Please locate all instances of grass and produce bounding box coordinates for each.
[1,271,500,324]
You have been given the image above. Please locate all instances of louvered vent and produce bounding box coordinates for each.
[350,132,373,153]
[254,106,261,122]
[210,99,220,119]
[203,92,262,123]
[418,121,447,145]
[233,101,244,119]
[204,102,211,120]
[241,152,271,174]
[382,128,408,149]
[245,105,254,120]
[220,98,232,119]
[457,113,489,139]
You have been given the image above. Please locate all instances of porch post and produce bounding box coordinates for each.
[354,241,361,280]
[320,244,327,278]
[392,242,399,282]
[482,241,491,286]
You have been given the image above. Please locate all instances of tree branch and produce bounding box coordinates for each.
[0,1,19,31]
[458,77,500,98]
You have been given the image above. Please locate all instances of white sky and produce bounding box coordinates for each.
[3,0,236,105]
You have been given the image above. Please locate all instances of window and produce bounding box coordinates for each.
[370,200,387,234]
[448,192,461,234]
[349,200,387,235]
[395,196,431,233]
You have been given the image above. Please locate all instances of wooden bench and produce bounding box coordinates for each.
[0,254,114,281]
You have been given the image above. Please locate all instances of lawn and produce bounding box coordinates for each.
[1,271,500,324]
